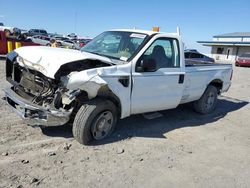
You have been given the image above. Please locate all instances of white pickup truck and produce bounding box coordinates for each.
[4,29,233,145]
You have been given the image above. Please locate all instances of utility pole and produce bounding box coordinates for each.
[74,11,78,34]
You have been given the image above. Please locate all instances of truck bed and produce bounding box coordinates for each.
[185,60,231,67]
[180,62,232,104]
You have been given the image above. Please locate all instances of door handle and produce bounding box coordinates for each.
[178,74,185,84]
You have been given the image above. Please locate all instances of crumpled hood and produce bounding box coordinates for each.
[14,46,113,79]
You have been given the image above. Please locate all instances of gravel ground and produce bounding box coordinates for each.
[0,58,249,188]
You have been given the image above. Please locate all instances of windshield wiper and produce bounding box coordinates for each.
[83,50,122,63]
[84,51,103,57]
[82,50,118,65]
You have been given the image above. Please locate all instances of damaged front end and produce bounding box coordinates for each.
[4,51,110,126]
[4,52,75,126]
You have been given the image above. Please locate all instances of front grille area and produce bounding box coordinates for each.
[6,58,46,94]
[6,55,58,106]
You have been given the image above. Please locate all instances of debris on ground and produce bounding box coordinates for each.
[62,143,72,151]
[1,152,8,156]
[30,177,39,184]
[21,160,29,164]
[116,148,124,154]
[47,151,56,156]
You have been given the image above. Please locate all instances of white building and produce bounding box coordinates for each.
[197,32,250,62]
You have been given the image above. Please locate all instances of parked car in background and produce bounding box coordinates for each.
[0,22,3,26]
[0,23,21,36]
[67,33,77,39]
[185,49,215,64]
[55,39,77,49]
[53,36,70,41]
[24,29,48,37]
[78,38,91,48]
[72,38,92,49]
[48,33,63,39]
[29,35,51,46]
[235,53,250,67]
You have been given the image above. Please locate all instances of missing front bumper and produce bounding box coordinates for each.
[4,88,72,126]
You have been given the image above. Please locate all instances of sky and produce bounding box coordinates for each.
[0,0,250,54]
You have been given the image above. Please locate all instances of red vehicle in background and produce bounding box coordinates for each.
[235,53,250,67]
[77,38,92,49]
[0,31,39,55]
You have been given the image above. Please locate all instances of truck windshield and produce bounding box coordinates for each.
[81,31,148,60]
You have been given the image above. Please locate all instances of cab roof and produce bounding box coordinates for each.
[110,29,159,35]
[110,29,180,39]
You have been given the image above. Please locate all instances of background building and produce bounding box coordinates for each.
[197,32,250,62]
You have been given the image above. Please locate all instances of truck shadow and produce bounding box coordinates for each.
[41,95,248,144]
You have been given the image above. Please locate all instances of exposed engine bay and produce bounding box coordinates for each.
[6,53,111,113]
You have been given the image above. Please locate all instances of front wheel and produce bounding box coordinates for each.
[72,99,117,145]
[193,85,218,114]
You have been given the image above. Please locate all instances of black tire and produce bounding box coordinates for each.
[73,99,117,145]
[193,85,218,114]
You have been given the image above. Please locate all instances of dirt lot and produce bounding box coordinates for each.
[0,58,249,188]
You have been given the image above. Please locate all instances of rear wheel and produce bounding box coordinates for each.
[193,85,218,114]
[72,99,117,145]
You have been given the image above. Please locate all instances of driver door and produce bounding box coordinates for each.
[131,37,185,114]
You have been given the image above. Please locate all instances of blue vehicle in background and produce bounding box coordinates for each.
[185,49,215,64]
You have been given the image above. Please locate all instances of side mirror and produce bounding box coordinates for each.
[137,58,156,72]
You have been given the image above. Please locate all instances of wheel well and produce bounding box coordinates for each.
[73,86,121,118]
[209,79,223,93]
[96,87,122,118]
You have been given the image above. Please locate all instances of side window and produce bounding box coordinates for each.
[40,30,47,34]
[217,47,224,54]
[139,38,180,71]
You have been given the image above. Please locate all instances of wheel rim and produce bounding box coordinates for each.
[205,91,215,110]
[91,111,113,140]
